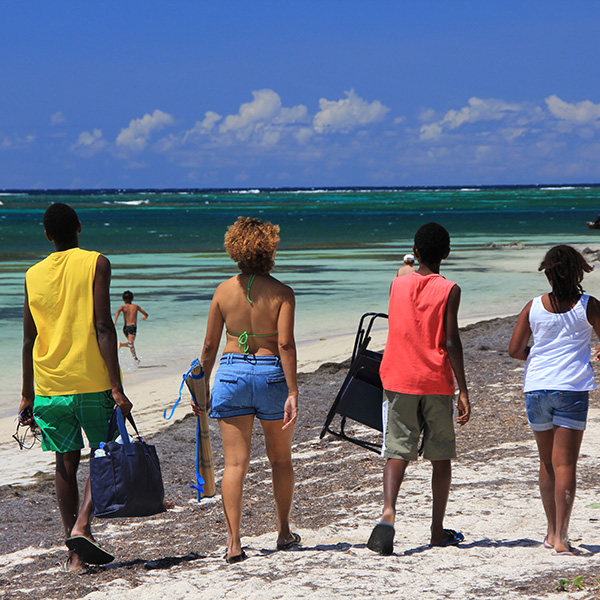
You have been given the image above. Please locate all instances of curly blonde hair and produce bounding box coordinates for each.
[224,216,280,274]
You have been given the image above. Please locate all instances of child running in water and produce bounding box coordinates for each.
[509,245,600,555]
[114,290,148,362]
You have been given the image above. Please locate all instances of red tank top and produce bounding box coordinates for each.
[380,272,456,395]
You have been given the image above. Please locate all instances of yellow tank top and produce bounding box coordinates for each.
[26,247,112,396]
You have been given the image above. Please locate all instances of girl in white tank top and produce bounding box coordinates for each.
[509,245,600,555]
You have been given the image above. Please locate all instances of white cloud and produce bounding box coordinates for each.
[220,89,282,135]
[179,90,309,148]
[500,128,527,142]
[218,89,309,144]
[441,97,522,129]
[313,89,389,133]
[419,97,531,141]
[183,111,223,143]
[0,134,36,149]
[176,89,387,152]
[72,128,106,156]
[545,95,600,123]
[200,111,222,131]
[418,108,437,123]
[51,111,66,125]
[420,123,443,141]
[116,109,174,151]
[294,127,314,144]
[275,105,309,125]
[76,129,104,146]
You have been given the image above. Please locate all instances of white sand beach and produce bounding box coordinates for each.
[3,408,600,600]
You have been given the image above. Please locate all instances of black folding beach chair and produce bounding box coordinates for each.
[320,312,388,453]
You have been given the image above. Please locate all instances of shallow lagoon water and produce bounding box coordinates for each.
[3,186,600,422]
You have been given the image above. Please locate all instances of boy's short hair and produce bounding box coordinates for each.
[43,203,79,243]
[414,222,450,264]
[122,290,134,302]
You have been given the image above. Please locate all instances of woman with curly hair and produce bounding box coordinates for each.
[509,245,600,555]
[193,216,300,563]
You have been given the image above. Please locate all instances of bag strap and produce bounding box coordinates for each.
[163,358,206,499]
[190,420,205,499]
[163,359,201,420]
[106,408,140,456]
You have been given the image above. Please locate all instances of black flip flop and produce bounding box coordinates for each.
[224,550,247,564]
[367,522,395,555]
[277,532,302,550]
[66,536,114,565]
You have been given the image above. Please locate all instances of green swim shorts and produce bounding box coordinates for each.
[382,390,456,461]
[33,390,115,453]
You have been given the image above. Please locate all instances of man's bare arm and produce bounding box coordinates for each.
[444,284,470,425]
[94,256,132,415]
[19,285,37,423]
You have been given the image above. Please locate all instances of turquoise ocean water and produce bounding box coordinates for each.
[3,185,600,421]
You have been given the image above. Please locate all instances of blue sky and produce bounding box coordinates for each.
[2,1,600,188]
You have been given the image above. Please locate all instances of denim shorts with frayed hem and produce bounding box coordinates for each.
[525,389,589,431]
[209,354,288,420]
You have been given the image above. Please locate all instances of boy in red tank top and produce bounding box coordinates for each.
[367,222,470,555]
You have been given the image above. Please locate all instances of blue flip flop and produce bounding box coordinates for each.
[430,529,464,548]
[367,522,395,555]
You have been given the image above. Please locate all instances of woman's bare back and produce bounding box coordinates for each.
[216,273,293,356]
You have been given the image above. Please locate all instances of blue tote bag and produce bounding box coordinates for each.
[90,408,166,518]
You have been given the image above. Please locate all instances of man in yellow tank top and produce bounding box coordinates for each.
[18,203,132,571]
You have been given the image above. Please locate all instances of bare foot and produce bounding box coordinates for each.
[69,524,94,541]
[65,551,86,571]
[554,541,580,555]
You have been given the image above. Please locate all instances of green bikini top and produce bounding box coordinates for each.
[226,274,278,354]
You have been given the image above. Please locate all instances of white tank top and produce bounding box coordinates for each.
[523,294,595,392]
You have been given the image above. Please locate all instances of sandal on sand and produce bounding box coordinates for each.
[553,545,581,556]
[430,529,464,548]
[66,536,114,565]
[367,522,395,555]
[224,550,247,564]
[543,536,553,549]
[277,532,302,551]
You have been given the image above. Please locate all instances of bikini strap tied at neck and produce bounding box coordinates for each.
[246,273,256,304]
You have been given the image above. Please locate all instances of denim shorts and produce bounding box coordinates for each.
[525,390,589,431]
[209,354,288,420]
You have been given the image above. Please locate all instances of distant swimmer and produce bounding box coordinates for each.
[114,290,148,362]
[396,253,416,277]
